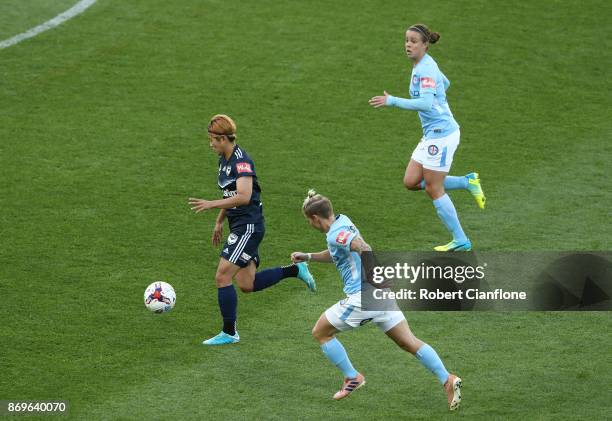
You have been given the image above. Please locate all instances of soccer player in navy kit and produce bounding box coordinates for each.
[369,24,486,252]
[189,114,316,345]
[291,190,462,410]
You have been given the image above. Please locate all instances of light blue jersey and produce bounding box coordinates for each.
[326,214,361,295]
[408,53,459,139]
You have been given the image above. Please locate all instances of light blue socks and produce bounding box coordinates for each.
[321,338,358,379]
[433,194,467,243]
[420,175,468,190]
[416,343,450,384]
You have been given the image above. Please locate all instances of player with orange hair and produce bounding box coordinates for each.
[189,114,316,345]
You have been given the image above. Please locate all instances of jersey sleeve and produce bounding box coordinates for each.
[441,72,450,91]
[387,94,433,111]
[233,158,256,179]
[330,228,357,252]
[418,65,438,95]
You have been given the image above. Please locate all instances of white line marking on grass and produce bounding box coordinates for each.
[0,0,97,50]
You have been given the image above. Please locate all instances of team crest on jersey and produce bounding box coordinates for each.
[412,75,419,85]
[227,233,239,245]
[421,77,436,89]
[336,230,350,245]
[225,166,231,176]
[236,162,252,174]
[428,145,439,155]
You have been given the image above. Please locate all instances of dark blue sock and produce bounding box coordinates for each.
[253,264,298,292]
[217,285,237,335]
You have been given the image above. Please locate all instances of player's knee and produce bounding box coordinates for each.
[311,326,328,343]
[311,326,321,340]
[403,176,421,191]
[238,284,253,293]
[424,182,443,198]
[215,272,232,288]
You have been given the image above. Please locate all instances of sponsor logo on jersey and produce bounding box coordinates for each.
[223,248,230,254]
[336,230,350,245]
[420,77,436,89]
[240,252,251,261]
[236,162,253,174]
[228,233,239,245]
[359,318,373,326]
[428,145,439,155]
[223,189,238,198]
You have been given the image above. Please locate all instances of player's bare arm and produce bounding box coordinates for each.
[212,209,226,246]
[291,249,332,263]
[189,177,253,212]
[349,236,372,254]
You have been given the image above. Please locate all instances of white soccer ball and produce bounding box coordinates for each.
[144,281,176,313]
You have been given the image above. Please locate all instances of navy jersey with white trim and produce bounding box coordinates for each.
[218,144,263,228]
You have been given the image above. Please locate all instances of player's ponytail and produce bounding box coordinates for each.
[303,189,333,218]
[208,114,237,141]
[408,24,440,45]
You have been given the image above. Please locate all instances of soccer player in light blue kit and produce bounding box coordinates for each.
[369,24,486,251]
[291,190,462,410]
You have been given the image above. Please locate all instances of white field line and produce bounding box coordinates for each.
[0,0,97,50]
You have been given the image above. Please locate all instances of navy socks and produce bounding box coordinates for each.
[217,285,237,335]
[253,264,299,292]
[217,264,300,335]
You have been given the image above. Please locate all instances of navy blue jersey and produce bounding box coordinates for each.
[218,144,263,228]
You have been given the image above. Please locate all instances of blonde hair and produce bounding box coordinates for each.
[208,114,237,141]
[302,189,333,218]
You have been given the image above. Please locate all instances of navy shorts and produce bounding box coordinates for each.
[220,223,264,268]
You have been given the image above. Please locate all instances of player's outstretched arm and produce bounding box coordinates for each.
[370,91,434,112]
[291,250,332,264]
[189,177,253,212]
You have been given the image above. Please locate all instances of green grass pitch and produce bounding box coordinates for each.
[1,0,610,419]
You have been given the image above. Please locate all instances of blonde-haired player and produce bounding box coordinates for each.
[291,190,462,410]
